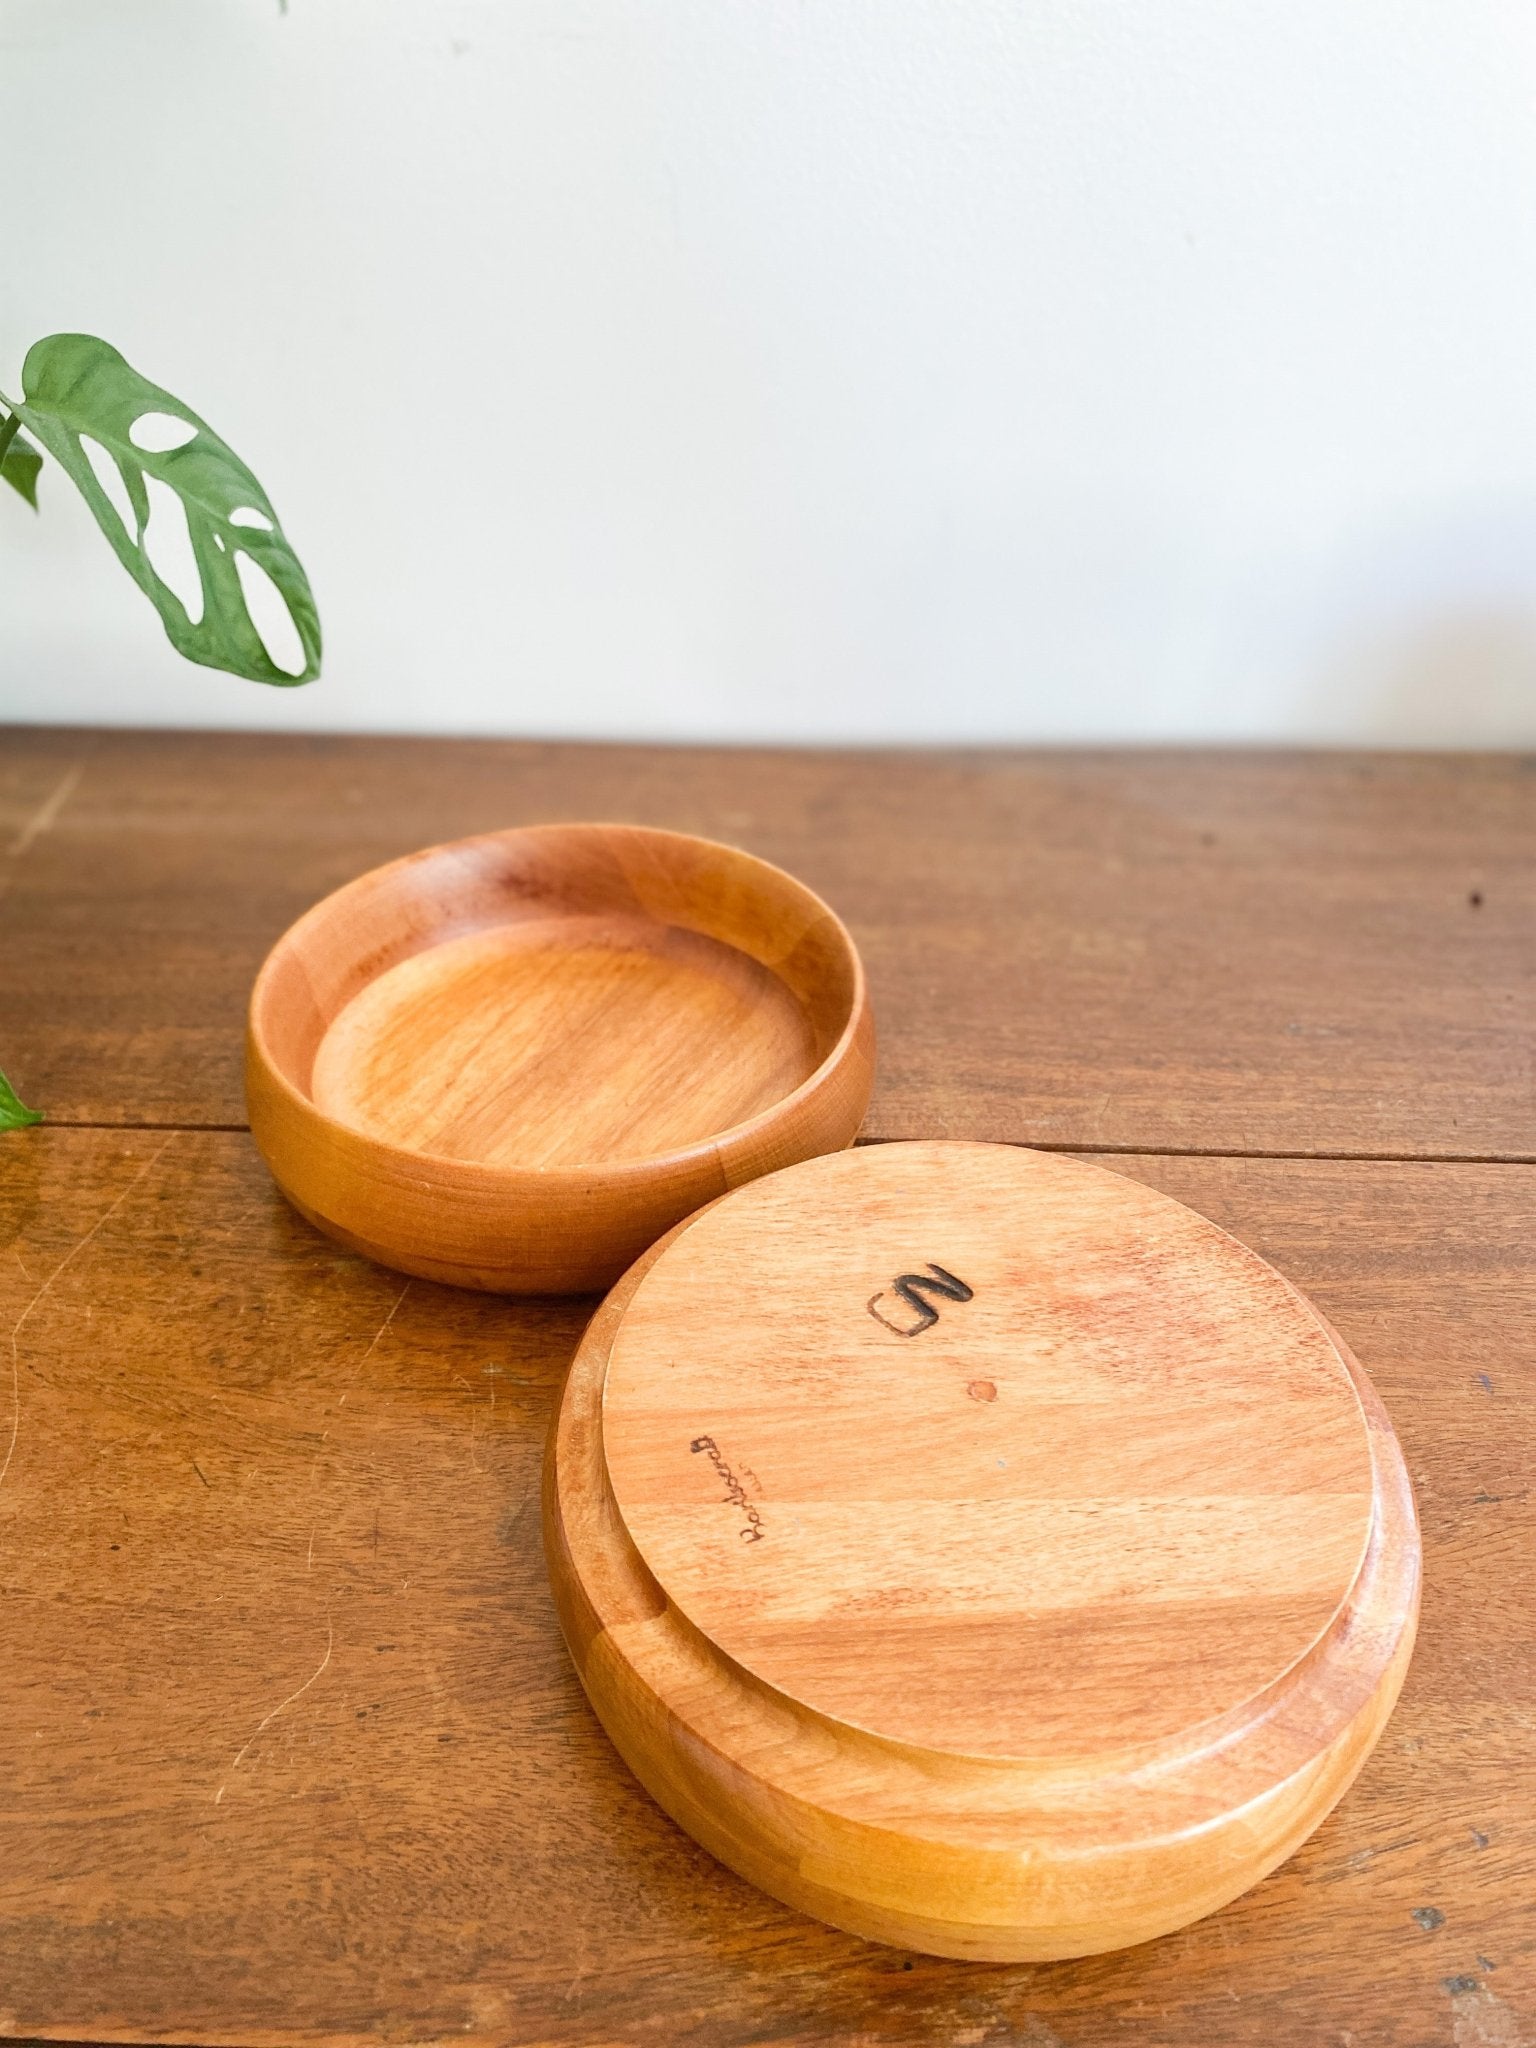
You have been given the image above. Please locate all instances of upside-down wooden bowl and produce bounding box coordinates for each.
[246,823,874,1293]
[546,1141,1421,1960]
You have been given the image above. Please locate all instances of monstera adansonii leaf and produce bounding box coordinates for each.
[0,1068,42,1132]
[2,333,321,684]
[0,424,41,509]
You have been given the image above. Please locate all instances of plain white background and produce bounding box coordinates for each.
[3,0,1536,745]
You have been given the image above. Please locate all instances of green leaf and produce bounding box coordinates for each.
[0,421,41,509]
[0,1068,42,1132]
[6,334,321,685]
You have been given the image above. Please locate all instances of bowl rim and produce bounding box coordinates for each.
[246,820,872,1187]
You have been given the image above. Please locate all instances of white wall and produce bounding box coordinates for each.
[4,0,1536,746]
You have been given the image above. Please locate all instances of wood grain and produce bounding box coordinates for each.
[0,1129,1529,2043]
[246,823,873,1291]
[309,924,813,1167]
[554,1142,1418,1958]
[2,729,1532,1159]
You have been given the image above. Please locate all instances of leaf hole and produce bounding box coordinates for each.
[228,505,274,532]
[142,475,205,626]
[79,434,137,536]
[129,411,198,454]
[234,550,307,676]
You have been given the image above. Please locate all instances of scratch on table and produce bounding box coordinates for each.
[337,1281,411,1406]
[214,1611,334,1804]
[6,763,83,860]
[338,1773,375,1855]
[1450,1981,1528,2047]
[560,1925,591,2010]
[453,1371,485,1472]
[2,1134,176,1500]
[304,1281,410,1565]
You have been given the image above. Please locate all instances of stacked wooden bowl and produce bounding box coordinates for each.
[546,1142,1420,1960]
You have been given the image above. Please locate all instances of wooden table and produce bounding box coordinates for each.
[0,728,1530,2048]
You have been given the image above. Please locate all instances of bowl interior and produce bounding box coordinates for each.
[252,825,860,1172]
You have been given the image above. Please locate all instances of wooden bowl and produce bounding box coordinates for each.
[246,823,874,1293]
[545,1141,1421,1961]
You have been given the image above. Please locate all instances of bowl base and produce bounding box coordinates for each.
[311,912,820,1171]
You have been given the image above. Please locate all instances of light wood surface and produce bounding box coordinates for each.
[246,822,873,1292]
[552,1142,1419,1959]
[0,732,1532,2044]
[310,922,815,1167]
[2,730,1532,1161]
